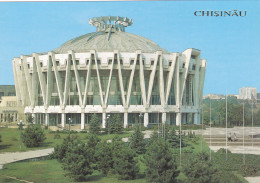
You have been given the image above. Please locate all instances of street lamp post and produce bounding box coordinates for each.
[139,113,143,130]
[107,114,110,140]
[68,118,72,138]
[17,120,25,151]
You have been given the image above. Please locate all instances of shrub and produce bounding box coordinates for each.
[129,123,146,154]
[62,140,94,181]
[182,152,219,183]
[0,134,2,143]
[51,135,80,161]
[95,141,113,175]
[11,137,18,141]
[216,148,232,154]
[26,114,34,124]
[21,124,46,147]
[144,137,179,183]
[85,134,100,163]
[89,113,101,134]
[54,134,61,139]
[146,130,159,147]
[239,164,258,176]
[110,114,123,134]
[167,127,182,148]
[113,144,139,180]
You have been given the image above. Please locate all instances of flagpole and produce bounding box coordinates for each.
[226,90,228,161]
[201,105,203,152]
[180,113,182,167]
[243,102,245,165]
[252,98,254,148]
[210,99,212,161]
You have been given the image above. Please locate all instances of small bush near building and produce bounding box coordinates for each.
[26,114,34,124]
[182,152,219,183]
[129,123,146,154]
[109,114,123,134]
[54,134,61,139]
[216,148,232,154]
[167,127,182,148]
[22,125,46,147]
[89,113,101,134]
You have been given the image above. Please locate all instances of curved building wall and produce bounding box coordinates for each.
[12,48,206,129]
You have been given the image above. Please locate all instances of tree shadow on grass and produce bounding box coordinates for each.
[0,144,12,150]
[86,174,104,182]
[39,141,54,148]
[137,173,146,179]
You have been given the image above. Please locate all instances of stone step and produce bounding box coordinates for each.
[203,135,258,138]
[205,142,260,146]
[204,138,260,142]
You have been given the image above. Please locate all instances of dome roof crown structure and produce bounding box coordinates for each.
[53,16,168,54]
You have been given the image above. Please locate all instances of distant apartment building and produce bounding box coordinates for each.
[0,85,25,123]
[203,94,225,100]
[0,96,25,123]
[239,87,257,100]
[0,85,16,100]
[257,93,260,100]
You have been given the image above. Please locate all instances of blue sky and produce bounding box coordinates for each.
[0,1,259,96]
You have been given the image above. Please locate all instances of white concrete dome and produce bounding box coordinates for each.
[54,16,168,54]
[53,31,168,54]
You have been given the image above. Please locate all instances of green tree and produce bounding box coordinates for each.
[146,130,159,147]
[0,134,2,143]
[52,135,79,162]
[110,114,123,134]
[62,140,94,181]
[167,127,182,148]
[21,124,46,147]
[89,113,101,134]
[183,152,219,183]
[144,138,180,183]
[95,141,113,175]
[85,134,100,163]
[113,141,139,180]
[129,123,145,154]
[26,114,34,124]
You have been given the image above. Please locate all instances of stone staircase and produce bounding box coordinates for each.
[203,135,260,147]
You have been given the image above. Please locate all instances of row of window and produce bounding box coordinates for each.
[24,60,198,71]
[25,58,181,69]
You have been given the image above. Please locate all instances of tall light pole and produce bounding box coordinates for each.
[210,99,212,161]
[251,98,254,148]
[201,104,203,152]
[17,120,25,151]
[243,102,245,165]
[68,117,72,138]
[107,114,110,140]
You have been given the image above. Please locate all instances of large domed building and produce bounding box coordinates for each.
[12,16,206,129]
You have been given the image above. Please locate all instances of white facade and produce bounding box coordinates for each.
[239,87,257,100]
[12,16,206,129]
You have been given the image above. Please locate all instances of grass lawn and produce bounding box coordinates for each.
[0,127,132,153]
[0,159,146,183]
